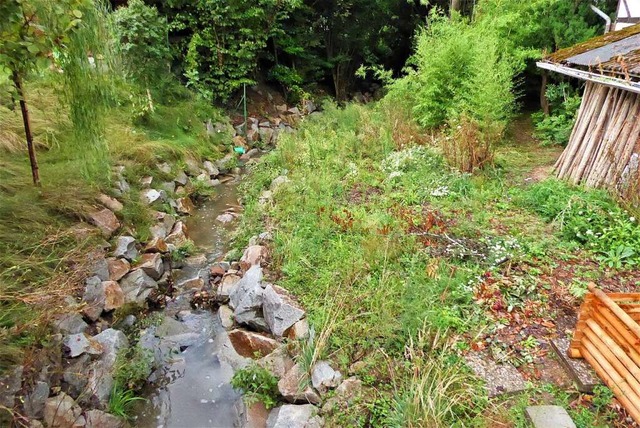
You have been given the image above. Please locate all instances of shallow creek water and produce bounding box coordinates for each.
[132,176,249,428]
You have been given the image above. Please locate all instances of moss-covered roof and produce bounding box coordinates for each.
[547,23,640,63]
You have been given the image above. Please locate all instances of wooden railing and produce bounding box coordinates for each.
[571,283,640,423]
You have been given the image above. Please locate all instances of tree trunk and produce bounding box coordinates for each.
[12,71,40,187]
[451,0,462,16]
[540,70,550,115]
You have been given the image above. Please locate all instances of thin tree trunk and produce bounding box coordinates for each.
[12,71,40,187]
[540,70,550,115]
[451,0,462,16]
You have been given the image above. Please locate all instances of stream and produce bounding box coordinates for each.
[132,176,251,428]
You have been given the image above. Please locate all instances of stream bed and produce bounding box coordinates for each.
[132,176,250,428]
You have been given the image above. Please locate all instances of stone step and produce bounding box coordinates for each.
[550,338,600,393]
[526,405,576,428]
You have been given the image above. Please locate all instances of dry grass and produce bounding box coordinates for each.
[441,116,500,173]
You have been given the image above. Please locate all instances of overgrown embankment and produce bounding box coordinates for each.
[235,102,640,427]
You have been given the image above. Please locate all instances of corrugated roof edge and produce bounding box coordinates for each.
[546,23,640,63]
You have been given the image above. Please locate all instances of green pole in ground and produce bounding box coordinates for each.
[243,84,248,137]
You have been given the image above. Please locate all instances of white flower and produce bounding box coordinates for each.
[388,171,403,180]
[631,217,636,223]
[431,186,450,197]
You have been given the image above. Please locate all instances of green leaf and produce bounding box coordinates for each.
[72,9,83,18]
[27,43,40,54]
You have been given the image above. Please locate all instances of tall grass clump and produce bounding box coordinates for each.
[387,11,520,172]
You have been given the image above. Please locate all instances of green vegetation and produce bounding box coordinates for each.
[533,83,582,146]
[231,363,280,409]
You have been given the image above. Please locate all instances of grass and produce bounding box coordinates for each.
[236,103,638,426]
[0,74,228,372]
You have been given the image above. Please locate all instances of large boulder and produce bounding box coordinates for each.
[311,361,342,395]
[262,285,305,337]
[137,253,164,280]
[119,269,158,304]
[107,258,130,282]
[277,364,321,405]
[266,404,319,428]
[230,266,265,329]
[84,410,124,428]
[239,245,267,271]
[228,329,278,359]
[88,209,120,238]
[44,392,85,428]
[113,236,138,261]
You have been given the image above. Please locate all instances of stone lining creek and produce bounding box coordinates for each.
[132,176,249,427]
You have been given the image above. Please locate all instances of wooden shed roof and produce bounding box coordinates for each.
[538,24,640,94]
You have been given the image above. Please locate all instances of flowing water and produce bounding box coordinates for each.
[133,176,249,428]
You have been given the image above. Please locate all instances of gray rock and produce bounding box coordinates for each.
[82,276,106,321]
[267,404,318,428]
[216,213,237,224]
[526,406,576,428]
[239,245,267,270]
[229,265,263,310]
[259,127,274,144]
[107,258,130,282]
[270,176,290,192]
[218,305,235,329]
[174,170,189,186]
[215,154,235,172]
[303,100,316,114]
[203,160,220,177]
[262,284,305,337]
[311,361,342,395]
[277,364,321,405]
[258,346,295,379]
[235,311,270,333]
[140,176,153,188]
[44,392,85,428]
[90,258,110,281]
[116,177,130,194]
[85,360,114,409]
[113,236,138,261]
[53,314,88,335]
[97,194,123,213]
[119,269,158,304]
[0,365,23,408]
[138,253,164,280]
[465,352,527,397]
[64,333,102,358]
[24,381,50,419]
[157,162,172,174]
[63,355,90,398]
[235,399,269,428]
[551,338,600,393]
[84,409,124,428]
[141,189,162,205]
[89,209,120,239]
[93,329,129,368]
[286,319,310,341]
[184,158,201,176]
[165,221,188,246]
[217,274,241,302]
[159,181,176,194]
[150,224,167,240]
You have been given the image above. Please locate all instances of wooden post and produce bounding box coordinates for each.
[12,71,40,187]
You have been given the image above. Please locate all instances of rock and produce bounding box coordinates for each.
[258,127,274,144]
[165,221,188,246]
[0,365,23,408]
[90,258,110,281]
[239,245,267,271]
[215,154,235,173]
[286,319,310,341]
[235,312,270,333]
[93,329,129,367]
[203,161,220,177]
[228,329,278,359]
[303,100,316,114]
[155,212,176,235]
[82,276,106,321]
[184,158,201,176]
[217,274,241,302]
[63,355,90,398]
[137,253,164,280]
[263,285,305,337]
[103,281,125,311]
[259,190,273,205]
[149,224,167,240]
[113,236,138,261]
[141,189,162,205]
[258,346,295,378]
[53,314,88,335]
[140,176,153,188]
[551,338,600,393]
[97,194,123,213]
[218,305,235,329]
[144,237,169,254]
[107,258,130,282]
[174,170,189,186]
[525,406,576,428]
[30,420,45,428]
[216,213,237,224]
[44,393,85,428]
[63,333,103,358]
[306,416,325,428]
[270,176,290,192]
[119,269,158,304]
[267,404,318,428]
[229,265,263,310]
[277,364,321,405]
[235,400,269,428]
[210,264,227,277]
[24,381,50,419]
[335,377,362,404]
[287,107,301,115]
[157,162,172,174]
[85,361,114,408]
[84,410,124,428]
[88,209,120,238]
[311,361,342,394]
[159,181,176,194]
[276,104,288,113]
[176,197,195,215]
[176,276,204,290]
[115,177,130,194]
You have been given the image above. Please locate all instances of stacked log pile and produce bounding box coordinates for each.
[555,81,640,201]
[571,283,640,423]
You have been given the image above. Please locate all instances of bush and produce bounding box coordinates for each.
[387,11,518,172]
[533,83,582,146]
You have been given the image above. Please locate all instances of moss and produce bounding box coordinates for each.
[547,23,640,63]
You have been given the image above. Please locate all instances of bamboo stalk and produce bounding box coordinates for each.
[588,283,640,342]
[596,306,640,353]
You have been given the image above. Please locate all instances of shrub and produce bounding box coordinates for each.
[532,83,582,146]
[231,364,280,409]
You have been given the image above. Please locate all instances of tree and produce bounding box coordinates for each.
[0,0,88,186]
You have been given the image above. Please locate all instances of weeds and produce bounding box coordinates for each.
[108,383,145,420]
[230,364,280,409]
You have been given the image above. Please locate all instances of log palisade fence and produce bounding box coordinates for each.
[555,81,640,201]
[571,283,640,423]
